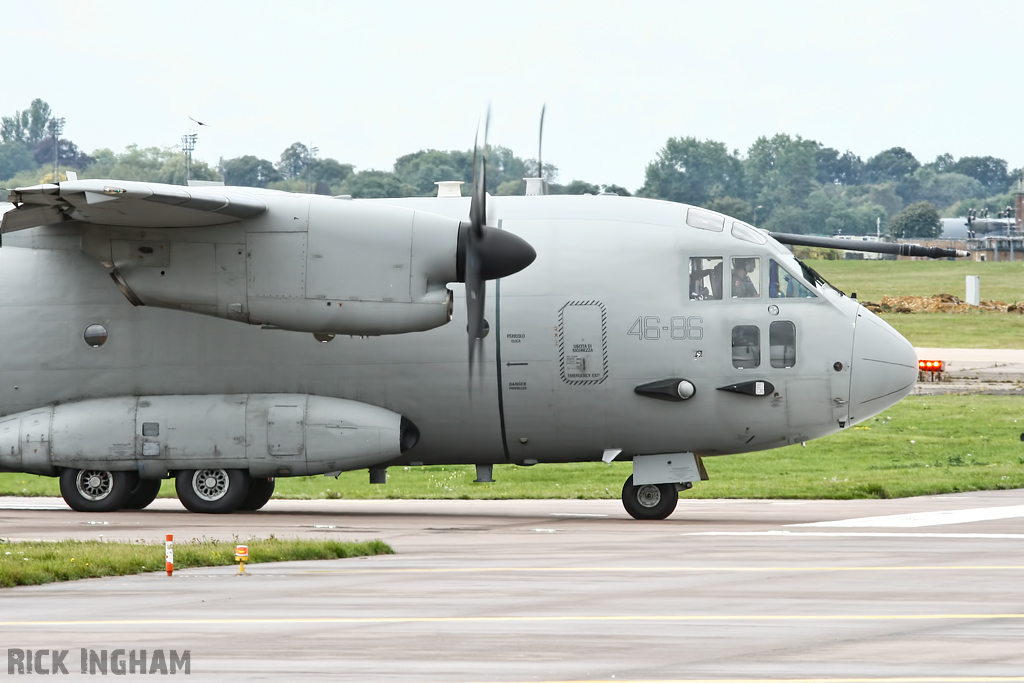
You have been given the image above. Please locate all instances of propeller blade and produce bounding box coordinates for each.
[538,104,545,193]
[466,107,492,383]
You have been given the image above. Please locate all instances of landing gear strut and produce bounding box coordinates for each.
[621,475,678,520]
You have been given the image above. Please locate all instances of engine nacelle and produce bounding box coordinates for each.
[0,394,419,478]
[87,195,460,336]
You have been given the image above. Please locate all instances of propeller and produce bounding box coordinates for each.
[537,104,546,194]
[465,112,490,376]
[455,108,538,382]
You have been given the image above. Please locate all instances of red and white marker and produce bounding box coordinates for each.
[165,534,174,576]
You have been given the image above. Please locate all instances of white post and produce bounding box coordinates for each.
[966,275,980,306]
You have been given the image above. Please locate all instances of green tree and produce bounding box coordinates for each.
[637,137,742,205]
[949,155,1010,194]
[862,147,920,184]
[888,201,941,238]
[0,141,35,180]
[601,184,632,196]
[743,134,818,216]
[762,205,810,234]
[394,149,473,195]
[314,158,354,189]
[223,155,282,187]
[79,145,218,185]
[706,196,753,222]
[338,170,417,198]
[1,98,52,144]
[815,147,863,185]
[552,179,601,195]
[32,137,93,169]
[277,142,310,180]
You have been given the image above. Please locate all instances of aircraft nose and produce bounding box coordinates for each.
[849,307,918,424]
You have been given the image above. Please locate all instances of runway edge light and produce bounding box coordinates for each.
[236,544,249,575]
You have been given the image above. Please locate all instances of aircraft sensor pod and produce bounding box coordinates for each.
[634,378,697,402]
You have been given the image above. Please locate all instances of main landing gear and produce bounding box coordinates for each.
[58,467,275,513]
[621,475,679,520]
[175,468,251,514]
[59,468,138,513]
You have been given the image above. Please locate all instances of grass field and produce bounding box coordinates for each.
[3,395,1022,502]
[806,259,1024,348]
[809,259,1024,304]
[0,537,393,588]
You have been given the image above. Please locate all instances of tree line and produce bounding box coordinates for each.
[3,98,1019,239]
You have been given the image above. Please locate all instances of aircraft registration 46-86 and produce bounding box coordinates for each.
[0,151,965,519]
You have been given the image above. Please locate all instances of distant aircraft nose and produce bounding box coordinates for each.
[849,307,919,424]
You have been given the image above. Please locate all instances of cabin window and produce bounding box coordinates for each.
[685,208,725,232]
[732,325,760,368]
[731,221,767,244]
[731,257,760,298]
[689,257,723,300]
[769,260,816,298]
[769,321,797,368]
[83,324,108,348]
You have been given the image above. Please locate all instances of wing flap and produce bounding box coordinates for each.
[5,179,267,230]
[1,204,68,234]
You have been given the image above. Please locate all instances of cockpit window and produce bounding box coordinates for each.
[731,221,767,245]
[689,257,723,300]
[769,260,816,298]
[731,257,760,298]
[686,208,725,232]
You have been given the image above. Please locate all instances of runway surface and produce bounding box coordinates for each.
[2,493,1024,682]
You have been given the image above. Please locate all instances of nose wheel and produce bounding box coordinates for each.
[621,475,678,520]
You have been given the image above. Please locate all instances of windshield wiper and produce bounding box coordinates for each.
[796,258,846,297]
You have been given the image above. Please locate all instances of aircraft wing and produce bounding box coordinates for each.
[2,179,267,233]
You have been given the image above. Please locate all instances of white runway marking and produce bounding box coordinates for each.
[789,504,1024,528]
[0,502,68,511]
[684,531,1024,539]
[550,512,608,518]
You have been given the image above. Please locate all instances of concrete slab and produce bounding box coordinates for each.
[2,493,1024,681]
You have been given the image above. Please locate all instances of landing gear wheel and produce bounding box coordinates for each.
[240,477,275,511]
[175,469,251,514]
[59,468,138,513]
[621,475,678,520]
[123,479,162,510]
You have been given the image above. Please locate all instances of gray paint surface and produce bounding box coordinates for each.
[0,188,918,482]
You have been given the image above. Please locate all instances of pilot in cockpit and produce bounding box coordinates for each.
[731,258,758,298]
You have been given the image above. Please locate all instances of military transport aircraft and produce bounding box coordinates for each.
[0,143,965,519]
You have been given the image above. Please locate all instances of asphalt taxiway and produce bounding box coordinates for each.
[2,493,1024,682]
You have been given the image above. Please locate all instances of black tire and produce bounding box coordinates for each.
[621,475,678,520]
[175,468,251,514]
[59,468,138,513]
[123,479,162,510]
[240,477,275,511]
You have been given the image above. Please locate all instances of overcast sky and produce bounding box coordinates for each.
[3,0,1020,190]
